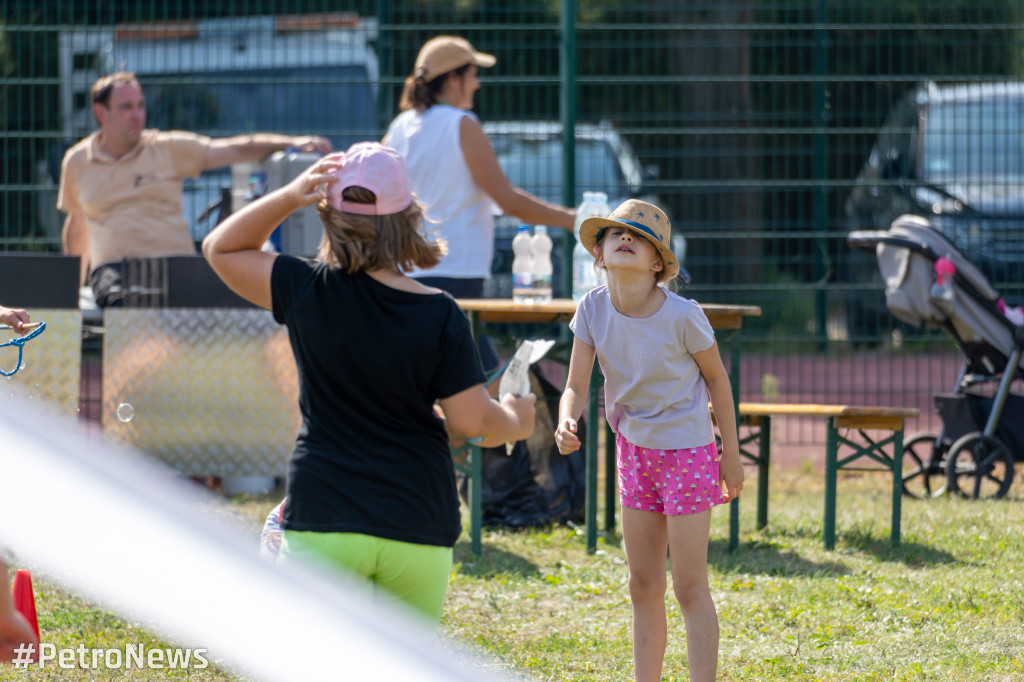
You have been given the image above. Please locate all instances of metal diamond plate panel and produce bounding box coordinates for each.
[103,309,299,476]
[1,309,81,424]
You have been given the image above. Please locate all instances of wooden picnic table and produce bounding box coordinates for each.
[455,298,762,555]
[713,402,921,550]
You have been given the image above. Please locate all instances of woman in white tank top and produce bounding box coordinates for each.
[383,36,576,324]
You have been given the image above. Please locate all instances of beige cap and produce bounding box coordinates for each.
[414,35,496,82]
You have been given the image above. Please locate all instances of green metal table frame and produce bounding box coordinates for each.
[456,299,760,555]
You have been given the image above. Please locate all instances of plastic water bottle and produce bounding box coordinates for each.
[531,225,554,303]
[512,225,534,303]
[930,256,956,302]
[573,191,611,302]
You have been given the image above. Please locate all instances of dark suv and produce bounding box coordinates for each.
[843,81,1024,339]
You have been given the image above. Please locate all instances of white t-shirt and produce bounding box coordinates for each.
[570,285,716,450]
[384,106,499,279]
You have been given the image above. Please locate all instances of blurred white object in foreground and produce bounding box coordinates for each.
[0,387,526,682]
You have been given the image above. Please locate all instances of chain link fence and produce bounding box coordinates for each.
[3,1,1024,448]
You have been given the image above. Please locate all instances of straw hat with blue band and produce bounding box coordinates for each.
[579,199,691,284]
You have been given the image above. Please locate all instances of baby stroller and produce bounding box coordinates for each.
[848,214,1024,499]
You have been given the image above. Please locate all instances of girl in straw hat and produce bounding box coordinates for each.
[203,142,536,629]
[555,199,744,682]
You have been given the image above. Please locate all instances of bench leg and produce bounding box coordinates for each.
[585,368,600,554]
[604,421,616,534]
[728,328,741,553]
[757,417,771,529]
[891,429,903,545]
[470,444,482,555]
[824,419,838,550]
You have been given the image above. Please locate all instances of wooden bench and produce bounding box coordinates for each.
[715,403,920,550]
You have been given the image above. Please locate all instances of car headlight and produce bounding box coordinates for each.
[913,186,965,216]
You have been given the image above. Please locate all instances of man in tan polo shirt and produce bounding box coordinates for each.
[58,71,333,306]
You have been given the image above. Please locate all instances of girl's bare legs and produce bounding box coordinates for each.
[667,510,717,682]
[621,506,669,682]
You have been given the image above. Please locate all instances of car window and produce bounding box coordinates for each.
[869,93,919,179]
[921,97,1024,182]
[144,65,376,151]
[494,138,625,204]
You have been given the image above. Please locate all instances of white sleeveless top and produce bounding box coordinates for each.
[384,105,499,279]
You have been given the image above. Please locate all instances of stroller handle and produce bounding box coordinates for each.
[847,230,938,259]
[847,230,888,254]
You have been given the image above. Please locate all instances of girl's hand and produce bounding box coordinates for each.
[500,392,537,442]
[719,450,745,502]
[0,307,29,335]
[554,417,581,455]
[286,157,342,207]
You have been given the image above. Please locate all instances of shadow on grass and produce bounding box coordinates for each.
[707,538,854,576]
[453,538,541,579]
[707,531,956,575]
[833,526,958,566]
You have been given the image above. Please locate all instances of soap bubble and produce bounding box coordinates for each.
[117,403,135,422]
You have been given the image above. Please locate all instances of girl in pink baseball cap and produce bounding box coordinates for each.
[203,142,536,629]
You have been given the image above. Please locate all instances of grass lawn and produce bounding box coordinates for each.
[3,468,1023,681]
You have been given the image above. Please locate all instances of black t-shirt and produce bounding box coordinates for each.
[271,256,485,547]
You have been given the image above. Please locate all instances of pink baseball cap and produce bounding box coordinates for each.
[323,142,413,216]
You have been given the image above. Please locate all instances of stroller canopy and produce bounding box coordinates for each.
[852,214,1021,373]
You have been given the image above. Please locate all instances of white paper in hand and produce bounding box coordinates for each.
[498,339,556,454]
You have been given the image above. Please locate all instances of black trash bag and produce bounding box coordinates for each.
[459,366,586,528]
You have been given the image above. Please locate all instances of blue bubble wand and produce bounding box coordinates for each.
[0,321,46,377]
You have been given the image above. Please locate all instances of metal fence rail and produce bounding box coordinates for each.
[3,1,1023,449]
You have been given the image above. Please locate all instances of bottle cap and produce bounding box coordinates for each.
[517,224,530,233]
[934,256,956,276]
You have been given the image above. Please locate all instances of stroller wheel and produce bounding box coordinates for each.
[901,432,947,499]
[944,432,1015,500]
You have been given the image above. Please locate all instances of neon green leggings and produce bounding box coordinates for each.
[279,530,453,626]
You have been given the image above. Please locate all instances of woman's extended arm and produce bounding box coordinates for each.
[438,385,536,448]
[460,117,576,230]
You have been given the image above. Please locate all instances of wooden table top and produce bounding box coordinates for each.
[455,298,761,329]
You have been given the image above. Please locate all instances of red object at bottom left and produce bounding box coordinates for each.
[11,569,39,641]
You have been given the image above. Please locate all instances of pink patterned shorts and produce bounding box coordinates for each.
[616,433,724,515]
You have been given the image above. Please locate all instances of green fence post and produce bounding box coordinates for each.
[559,0,577,300]
[376,0,392,132]
[812,0,829,352]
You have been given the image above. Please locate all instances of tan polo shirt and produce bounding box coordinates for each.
[57,129,211,267]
